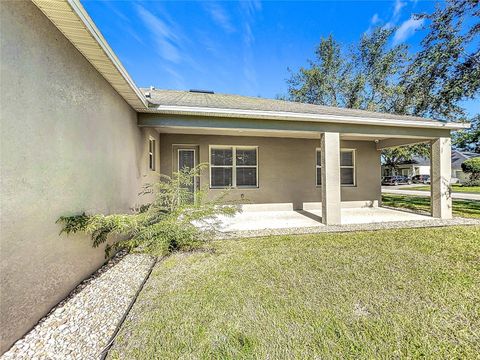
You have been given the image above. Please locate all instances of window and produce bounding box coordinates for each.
[148,138,156,171]
[316,149,355,186]
[210,146,258,188]
[340,149,355,185]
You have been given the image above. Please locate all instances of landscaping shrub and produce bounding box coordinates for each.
[464,179,480,187]
[461,157,480,184]
[57,164,237,257]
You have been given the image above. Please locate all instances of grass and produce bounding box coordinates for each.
[110,226,480,359]
[382,194,480,219]
[407,184,480,193]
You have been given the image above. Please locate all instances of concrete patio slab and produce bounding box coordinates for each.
[307,207,431,225]
[216,206,432,232]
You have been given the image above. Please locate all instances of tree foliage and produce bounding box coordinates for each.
[461,157,480,181]
[453,114,480,152]
[381,144,431,173]
[287,0,479,166]
[400,0,480,120]
[57,165,237,257]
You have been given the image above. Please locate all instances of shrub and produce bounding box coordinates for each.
[461,157,480,182]
[57,164,238,257]
[463,179,480,187]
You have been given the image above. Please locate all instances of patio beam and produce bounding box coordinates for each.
[430,137,452,219]
[321,132,341,225]
[376,138,430,150]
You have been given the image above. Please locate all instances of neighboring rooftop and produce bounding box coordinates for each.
[398,150,480,167]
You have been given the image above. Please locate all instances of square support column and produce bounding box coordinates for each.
[321,132,341,225]
[431,137,452,219]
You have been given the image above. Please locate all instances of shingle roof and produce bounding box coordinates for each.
[398,150,480,168]
[144,89,445,124]
[451,150,480,168]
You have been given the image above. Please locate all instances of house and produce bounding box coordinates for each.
[382,150,480,183]
[0,0,469,353]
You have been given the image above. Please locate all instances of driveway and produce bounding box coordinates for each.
[382,186,480,201]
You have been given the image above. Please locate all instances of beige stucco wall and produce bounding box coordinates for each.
[160,134,381,209]
[0,2,159,352]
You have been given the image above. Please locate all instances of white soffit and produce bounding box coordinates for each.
[32,0,147,111]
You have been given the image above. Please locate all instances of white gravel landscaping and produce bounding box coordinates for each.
[1,252,155,360]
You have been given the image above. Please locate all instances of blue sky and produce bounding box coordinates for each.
[82,0,478,117]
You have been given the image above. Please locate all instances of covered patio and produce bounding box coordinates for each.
[139,89,467,227]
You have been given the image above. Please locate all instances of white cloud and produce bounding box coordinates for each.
[204,2,235,33]
[239,1,262,92]
[135,5,181,63]
[365,13,382,33]
[393,0,406,18]
[393,17,424,44]
[385,0,407,28]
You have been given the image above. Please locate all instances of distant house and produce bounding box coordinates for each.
[382,150,480,183]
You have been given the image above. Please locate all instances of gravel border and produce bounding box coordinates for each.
[1,252,155,360]
[217,217,480,239]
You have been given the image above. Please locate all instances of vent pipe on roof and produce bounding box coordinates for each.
[150,86,155,91]
[189,89,214,94]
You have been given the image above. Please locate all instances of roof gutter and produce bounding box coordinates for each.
[145,105,470,130]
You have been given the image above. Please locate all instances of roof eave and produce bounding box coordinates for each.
[143,105,471,130]
[32,0,148,111]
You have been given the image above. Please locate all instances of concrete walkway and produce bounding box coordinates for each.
[382,187,480,201]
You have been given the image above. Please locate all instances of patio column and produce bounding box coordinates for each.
[430,137,452,219]
[321,132,341,225]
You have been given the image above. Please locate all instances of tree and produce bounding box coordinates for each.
[286,1,479,164]
[461,157,480,184]
[354,27,409,113]
[287,35,348,107]
[381,144,430,175]
[287,28,409,113]
[453,114,480,152]
[400,0,480,120]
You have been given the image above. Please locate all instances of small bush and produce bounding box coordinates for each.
[461,157,480,181]
[463,179,480,187]
[57,164,238,257]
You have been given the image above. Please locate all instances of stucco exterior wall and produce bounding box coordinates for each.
[0,2,158,352]
[160,134,381,209]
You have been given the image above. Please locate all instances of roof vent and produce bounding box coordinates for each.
[144,91,151,98]
[189,89,214,94]
[150,86,155,91]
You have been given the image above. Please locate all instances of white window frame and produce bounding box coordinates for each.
[148,137,156,171]
[209,145,258,189]
[316,148,356,187]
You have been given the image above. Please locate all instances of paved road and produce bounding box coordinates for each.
[382,187,480,201]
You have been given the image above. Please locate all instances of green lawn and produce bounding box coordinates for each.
[382,194,480,219]
[408,184,480,193]
[110,226,480,359]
